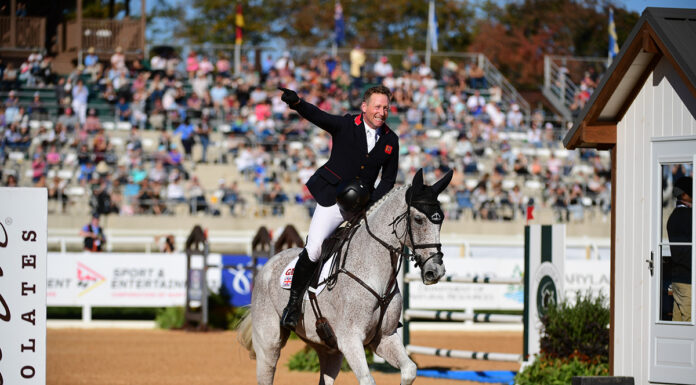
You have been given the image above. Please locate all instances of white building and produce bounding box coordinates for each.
[564,7,696,385]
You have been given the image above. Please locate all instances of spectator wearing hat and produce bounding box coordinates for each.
[84,47,99,75]
[667,176,693,321]
[4,90,19,123]
[111,46,126,71]
[373,56,393,85]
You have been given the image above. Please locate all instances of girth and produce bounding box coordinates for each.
[306,211,404,349]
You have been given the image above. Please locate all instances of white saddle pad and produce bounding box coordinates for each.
[279,254,335,300]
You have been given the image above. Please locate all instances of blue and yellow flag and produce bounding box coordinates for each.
[608,8,620,60]
[428,0,438,52]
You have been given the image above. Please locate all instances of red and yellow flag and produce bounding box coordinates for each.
[235,4,244,45]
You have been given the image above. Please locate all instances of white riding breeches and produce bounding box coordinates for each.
[305,203,351,262]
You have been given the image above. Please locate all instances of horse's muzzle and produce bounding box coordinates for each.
[422,252,445,285]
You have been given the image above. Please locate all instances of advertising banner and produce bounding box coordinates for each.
[221,255,268,307]
[0,187,47,384]
[47,253,188,307]
[407,258,525,310]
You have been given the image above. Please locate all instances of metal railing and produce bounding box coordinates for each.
[543,55,609,120]
[477,53,530,117]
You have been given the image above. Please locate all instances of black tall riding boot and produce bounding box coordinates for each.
[280,249,318,331]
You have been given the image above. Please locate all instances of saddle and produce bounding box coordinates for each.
[307,214,363,349]
[312,213,363,289]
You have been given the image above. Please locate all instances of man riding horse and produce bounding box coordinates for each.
[277,85,400,331]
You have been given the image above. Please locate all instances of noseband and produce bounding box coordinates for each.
[386,194,444,270]
[311,191,443,349]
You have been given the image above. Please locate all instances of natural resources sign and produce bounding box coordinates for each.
[0,187,47,384]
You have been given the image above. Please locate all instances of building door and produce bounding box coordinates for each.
[650,138,695,384]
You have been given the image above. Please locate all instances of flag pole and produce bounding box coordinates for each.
[234,3,243,76]
[425,0,433,69]
[234,43,241,76]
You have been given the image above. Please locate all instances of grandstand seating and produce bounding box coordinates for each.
[1,49,612,244]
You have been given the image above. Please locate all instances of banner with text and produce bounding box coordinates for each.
[407,258,609,311]
[0,187,47,384]
[46,253,191,307]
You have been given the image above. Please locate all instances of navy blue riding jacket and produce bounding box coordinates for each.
[291,99,399,207]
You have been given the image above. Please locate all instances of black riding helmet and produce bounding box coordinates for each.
[673,176,692,199]
[336,180,370,213]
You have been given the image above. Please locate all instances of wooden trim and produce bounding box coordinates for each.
[614,52,662,122]
[566,25,647,149]
[583,25,647,126]
[581,124,617,145]
[565,122,584,150]
[610,146,616,375]
[569,21,696,150]
[9,0,15,48]
[642,29,659,54]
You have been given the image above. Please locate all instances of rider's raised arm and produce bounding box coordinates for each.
[279,87,343,136]
[290,99,342,136]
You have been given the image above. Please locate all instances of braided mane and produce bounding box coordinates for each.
[362,184,409,224]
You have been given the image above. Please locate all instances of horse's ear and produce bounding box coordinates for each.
[412,169,424,190]
[432,169,454,196]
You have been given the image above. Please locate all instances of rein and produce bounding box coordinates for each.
[310,194,443,347]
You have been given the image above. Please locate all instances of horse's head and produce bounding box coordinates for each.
[403,168,453,285]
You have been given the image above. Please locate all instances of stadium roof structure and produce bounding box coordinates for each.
[563,7,696,149]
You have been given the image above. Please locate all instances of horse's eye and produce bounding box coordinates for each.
[414,216,424,225]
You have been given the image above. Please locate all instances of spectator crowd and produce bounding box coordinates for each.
[0,45,612,225]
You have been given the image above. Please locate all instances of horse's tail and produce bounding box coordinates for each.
[235,306,255,360]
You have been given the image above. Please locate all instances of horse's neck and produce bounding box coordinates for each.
[342,198,404,295]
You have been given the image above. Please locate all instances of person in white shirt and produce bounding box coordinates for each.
[71,79,89,125]
[466,90,485,116]
[373,56,393,84]
[506,103,523,130]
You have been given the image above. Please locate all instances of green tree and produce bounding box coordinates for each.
[152,0,475,51]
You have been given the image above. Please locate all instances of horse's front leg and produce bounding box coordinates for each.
[316,348,343,385]
[340,336,376,385]
[372,332,417,385]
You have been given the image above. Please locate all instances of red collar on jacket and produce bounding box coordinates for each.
[355,113,390,134]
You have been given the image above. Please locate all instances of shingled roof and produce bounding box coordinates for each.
[563,7,696,149]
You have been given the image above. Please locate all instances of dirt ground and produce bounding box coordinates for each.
[47,329,522,385]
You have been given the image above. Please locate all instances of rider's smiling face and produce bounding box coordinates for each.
[361,93,389,129]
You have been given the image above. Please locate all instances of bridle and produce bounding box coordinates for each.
[366,190,444,271]
[309,190,444,349]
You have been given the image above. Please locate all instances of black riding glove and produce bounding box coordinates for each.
[278,87,300,106]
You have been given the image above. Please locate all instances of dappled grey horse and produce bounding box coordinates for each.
[238,169,452,385]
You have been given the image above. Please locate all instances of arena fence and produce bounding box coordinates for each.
[402,224,566,364]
